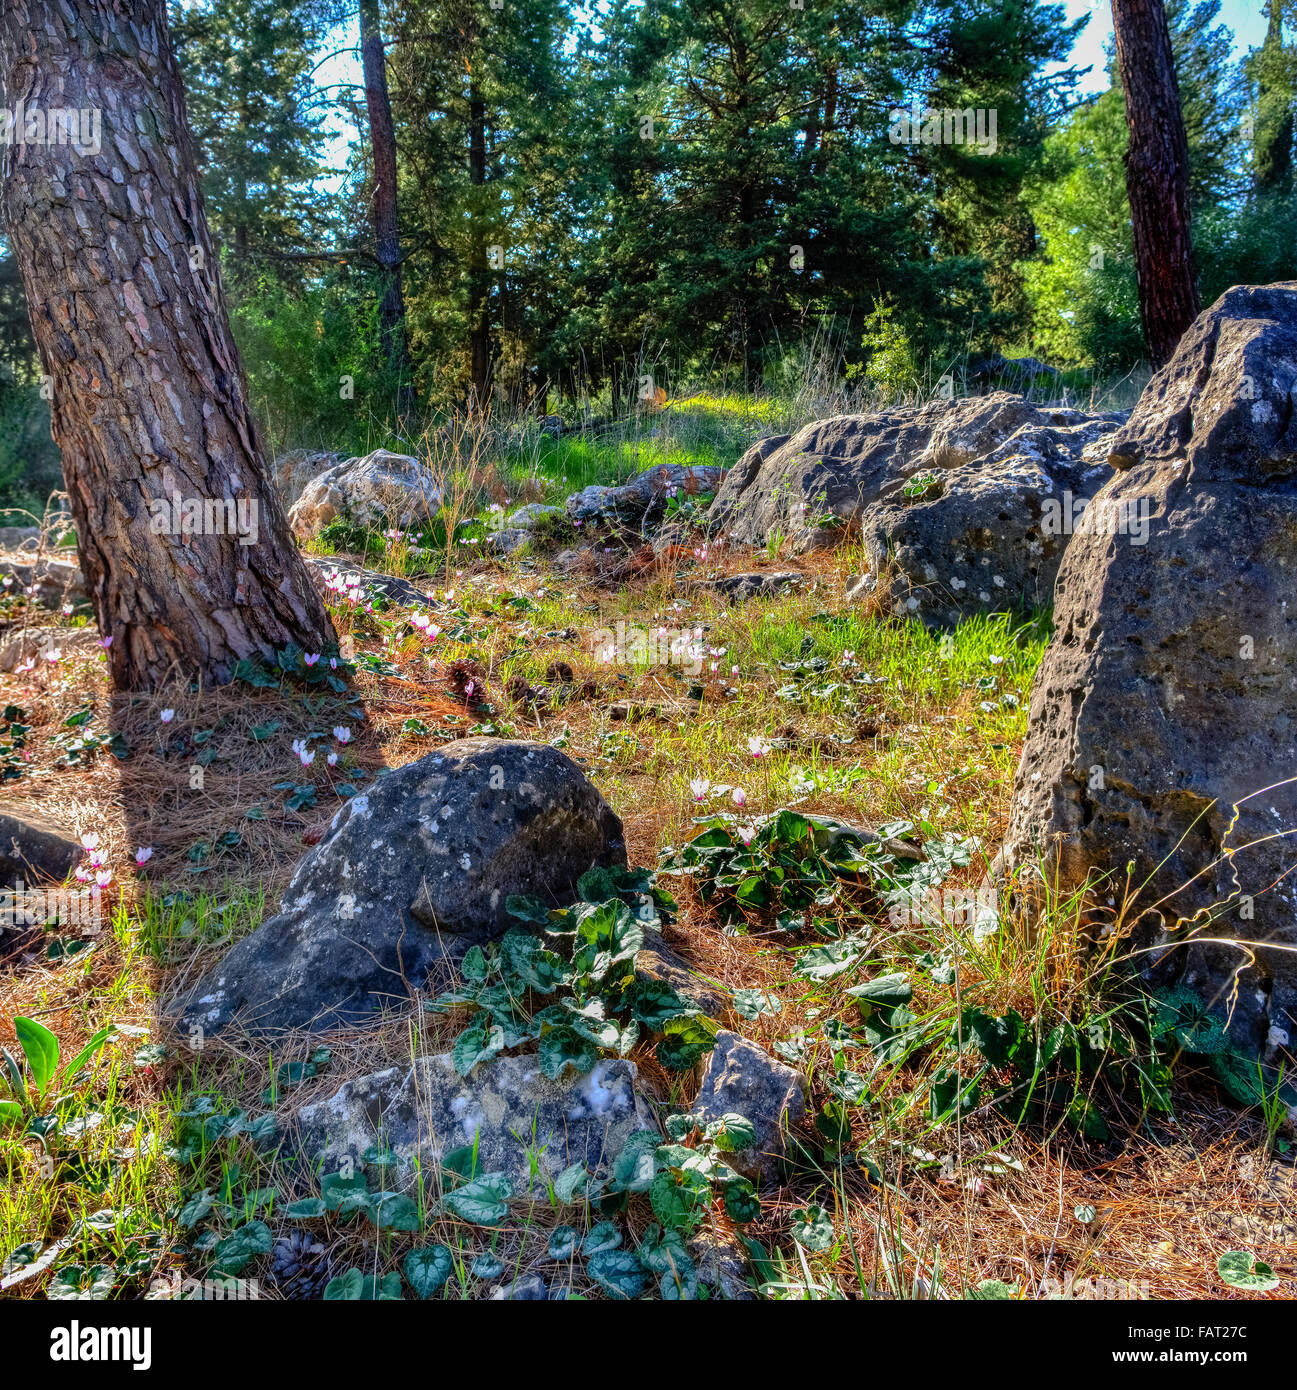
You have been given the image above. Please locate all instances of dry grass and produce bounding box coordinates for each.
[1,522,1292,1302]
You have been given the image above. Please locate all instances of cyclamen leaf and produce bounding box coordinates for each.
[452,1020,506,1077]
[553,1161,591,1205]
[581,1222,622,1255]
[538,1026,597,1080]
[586,1249,648,1300]
[443,1172,513,1226]
[404,1244,453,1298]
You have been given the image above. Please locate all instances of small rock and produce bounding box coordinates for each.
[0,556,88,610]
[508,503,561,528]
[489,1274,549,1300]
[635,934,726,1018]
[272,450,342,507]
[691,1223,754,1300]
[691,1030,805,1185]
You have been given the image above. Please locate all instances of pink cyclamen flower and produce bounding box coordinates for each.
[298,748,316,767]
[327,751,338,767]
[731,787,746,807]
[747,736,770,757]
[134,847,153,866]
[94,869,112,888]
[333,726,351,744]
[738,824,756,847]
[75,865,91,883]
[101,636,113,649]
[304,653,320,667]
[159,709,175,724]
[689,777,710,801]
[81,833,101,852]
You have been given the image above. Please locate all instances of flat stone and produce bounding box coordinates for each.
[691,1030,805,1185]
[703,571,805,602]
[635,934,726,1018]
[301,555,428,607]
[293,1053,654,1191]
[691,1223,755,1299]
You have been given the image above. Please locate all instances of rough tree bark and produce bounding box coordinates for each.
[358,0,412,397]
[1111,0,1201,366]
[468,81,490,413]
[0,0,336,690]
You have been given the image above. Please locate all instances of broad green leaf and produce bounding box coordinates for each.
[368,1192,421,1231]
[538,1025,597,1080]
[177,1191,215,1229]
[210,1219,272,1276]
[582,1222,622,1255]
[553,1161,590,1205]
[656,1013,717,1071]
[790,1205,834,1252]
[404,1244,453,1297]
[14,1017,58,1098]
[548,1225,578,1260]
[704,1113,757,1154]
[283,1197,327,1219]
[607,1129,661,1195]
[443,1171,513,1226]
[452,1019,507,1077]
[845,971,912,1008]
[1217,1250,1279,1292]
[733,988,781,1021]
[586,1249,648,1300]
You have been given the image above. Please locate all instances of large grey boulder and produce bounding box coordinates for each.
[172,739,627,1036]
[0,802,82,965]
[707,393,1102,552]
[1001,281,1297,1058]
[293,1053,652,1191]
[288,449,442,541]
[857,412,1120,625]
[0,802,81,886]
[272,450,342,507]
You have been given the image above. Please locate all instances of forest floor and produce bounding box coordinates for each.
[0,394,1293,1302]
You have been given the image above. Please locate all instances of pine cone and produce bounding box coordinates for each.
[268,1231,333,1301]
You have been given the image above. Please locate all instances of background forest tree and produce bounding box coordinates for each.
[1,0,1295,504]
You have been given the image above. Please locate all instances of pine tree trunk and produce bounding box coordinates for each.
[358,0,412,397]
[1112,0,1201,365]
[0,0,336,690]
[468,84,491,414]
